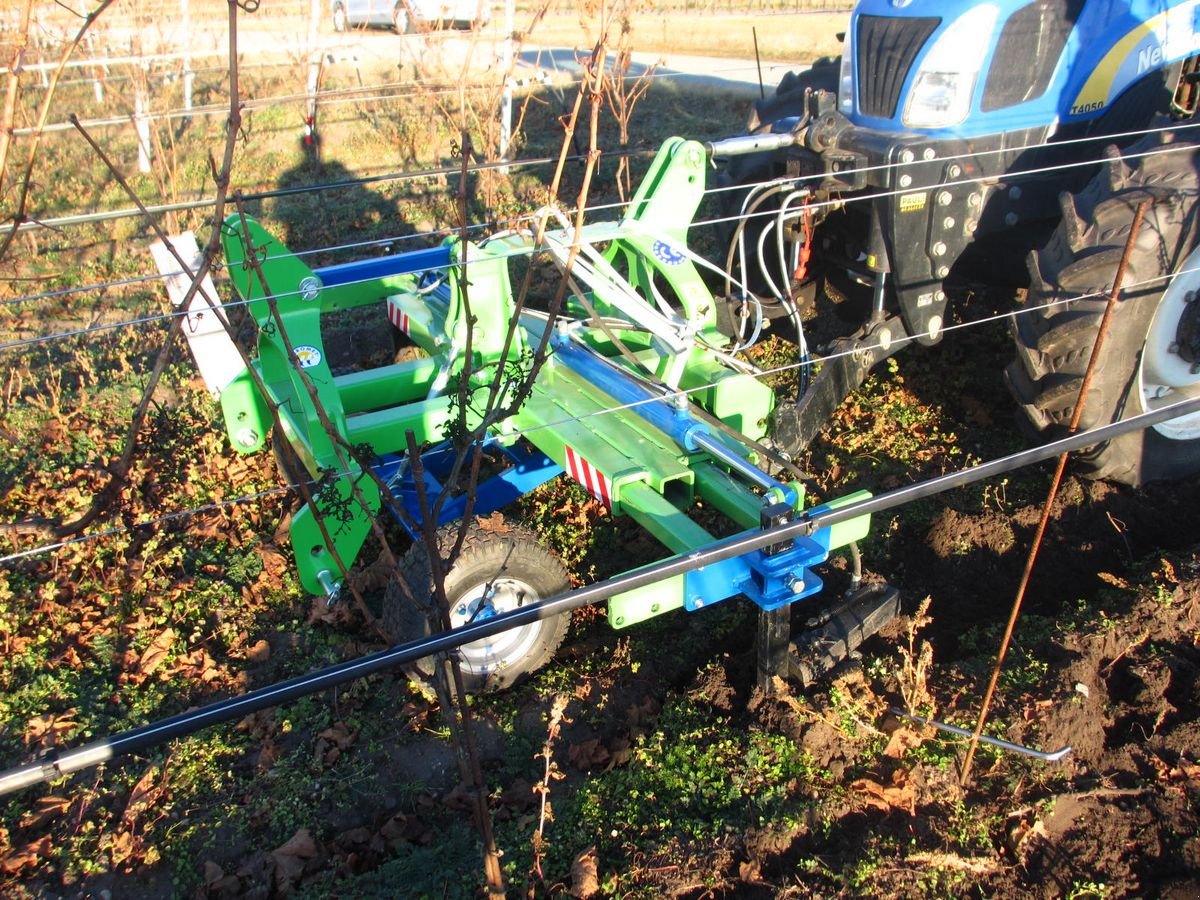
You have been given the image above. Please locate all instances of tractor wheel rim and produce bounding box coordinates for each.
[1140,274,1200,440]
[450,577,542,675]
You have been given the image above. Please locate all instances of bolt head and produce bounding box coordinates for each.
[937,190,953,207]
[299,275,323,302]
[235,427,259,448]
[899,149,915,164]
[899,174,913,188]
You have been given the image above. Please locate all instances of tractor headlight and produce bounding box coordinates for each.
[903,4,998,128]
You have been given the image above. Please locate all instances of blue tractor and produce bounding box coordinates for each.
[718,0,1200,485]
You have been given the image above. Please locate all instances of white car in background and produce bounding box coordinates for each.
[330,0,491,33]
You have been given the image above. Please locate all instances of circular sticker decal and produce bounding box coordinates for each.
[294,345,323,369]
[651,240,686,266]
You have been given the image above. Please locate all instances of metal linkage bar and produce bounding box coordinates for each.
[890,709,1071,762]
[0,394,1196,796]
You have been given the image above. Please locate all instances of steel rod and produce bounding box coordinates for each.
[890,709,1071,762]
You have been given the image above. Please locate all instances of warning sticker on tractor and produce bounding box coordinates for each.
[387,303,411,334]
[565,445,613,509]
[899,192,927,213]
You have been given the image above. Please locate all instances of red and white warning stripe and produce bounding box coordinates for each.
[564,445,612,509]
[387,302,411,334]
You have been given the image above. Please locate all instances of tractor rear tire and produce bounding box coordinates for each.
[383,519,571,696]
[1007,129,1200,486]
[729,57,841,177]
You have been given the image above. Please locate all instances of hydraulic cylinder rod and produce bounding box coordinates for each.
[706,132,801,158]
[1,394,1196,796]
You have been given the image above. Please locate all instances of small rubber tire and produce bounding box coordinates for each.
[383,519,571,695]
[1007,127,1200,486]
[331,2,347,32]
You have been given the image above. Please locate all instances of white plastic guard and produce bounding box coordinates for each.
[150,232,245,396]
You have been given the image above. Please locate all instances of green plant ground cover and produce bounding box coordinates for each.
[2,6,1200,899]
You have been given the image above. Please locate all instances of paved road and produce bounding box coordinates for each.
[517,46,803,97]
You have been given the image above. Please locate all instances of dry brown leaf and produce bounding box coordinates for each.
[603,737,632,772]
[1007,817,1048,856]
[380,812,430,848]
[498,778,535,812]
[138,627,177,677]
[441,781,474,811]
[1097,571,1130,588]
[203,860,225,885]
[851,772,916,814]
[273,828,318,860]
[255,740,279,772]
[569,845,600,898]
[272,851,305,894]
[271,828,319,893]
[168,648,223,684]
[122,764,164,827]
[24,710,77,751]
[567,738,609,771]
[315,721,358,767]
[0,834,51,875]
[109,829,135,866]
[307,596,353,626]
[883,726,924,759]
[18,795,70,831]
[739,859,764,884]
[477,511,511,533]
[247,639,271,664]
[318,721,357,750]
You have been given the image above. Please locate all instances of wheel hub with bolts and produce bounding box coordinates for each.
[448,578,543,676]
[1142,266,1200,441]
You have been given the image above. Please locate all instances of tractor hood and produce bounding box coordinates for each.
[840,0,1196,139]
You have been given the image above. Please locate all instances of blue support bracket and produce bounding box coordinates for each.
[377,440,563,537]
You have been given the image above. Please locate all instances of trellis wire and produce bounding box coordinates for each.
[1,132,1194,348]
[0,260,1189,567]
